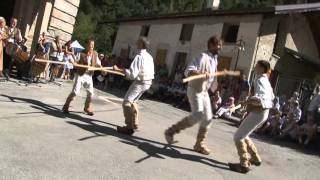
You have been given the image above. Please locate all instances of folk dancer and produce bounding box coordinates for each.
[228,60,274,173]
[4,17,22,79]
[114,37,155,135]
[62,39,101,116]
[164,36,222,155]
[0,17,8,78]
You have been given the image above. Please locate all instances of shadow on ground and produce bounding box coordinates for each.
[220,117,320,157]
[1,94,230,171]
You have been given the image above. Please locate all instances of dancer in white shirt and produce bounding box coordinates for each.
[114,37,155,135]
[164,36,221,155]
[228,60,274,173]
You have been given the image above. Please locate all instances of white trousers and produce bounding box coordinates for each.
[234,109,270,141]
[72,74,94,96]
[187,87,213,128]
[124,80,152,103]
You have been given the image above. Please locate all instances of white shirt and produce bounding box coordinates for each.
[185,51,218,92]
[85,54,101,67]
[8,27,22,43]
[253,74,275,109]
[125,49,154,81]
[289,107,302,122]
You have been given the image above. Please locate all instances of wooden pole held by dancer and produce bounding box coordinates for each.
[35,59,124,76]
[182,70,241,83]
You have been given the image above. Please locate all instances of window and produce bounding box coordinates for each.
[179,24,194,41]
[222,23,239,43]
[140,25,150,37]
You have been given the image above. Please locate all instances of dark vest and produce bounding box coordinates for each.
[76,51,98,76]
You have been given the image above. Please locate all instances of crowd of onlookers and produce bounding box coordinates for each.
[255,88,320,147]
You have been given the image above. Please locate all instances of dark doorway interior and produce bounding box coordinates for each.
[0,0,16,23]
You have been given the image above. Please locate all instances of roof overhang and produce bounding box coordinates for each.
[285,48,320,69]
[100,3,320,24]
[275,2,320,14]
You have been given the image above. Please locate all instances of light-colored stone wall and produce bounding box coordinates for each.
[48,0,80,42]
[112,14,263,76]
[236,21,261,75]
[284,14,319,63]
[254,16,280,69]
[12,0,80,53]
[275,14,319,64]
[112,24,142,57]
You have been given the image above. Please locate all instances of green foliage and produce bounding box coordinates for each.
[72,0,301,54]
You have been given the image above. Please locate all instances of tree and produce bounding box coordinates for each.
[73,0,302,53]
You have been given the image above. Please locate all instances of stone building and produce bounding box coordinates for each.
[1,0,80,54]
[110,2,320,97]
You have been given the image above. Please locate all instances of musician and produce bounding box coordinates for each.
[114,37,155,135]
[4,17,22,79]
[164,36,221,155]
[37,31,51,56]
[62,38,101,116]
[0,17,8,78]
[228,60,274,173]
[49,35,63,81]
[29,31,51,81]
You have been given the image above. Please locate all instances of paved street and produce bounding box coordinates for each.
[0,80,319,180]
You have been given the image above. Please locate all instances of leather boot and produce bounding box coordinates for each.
[131,102,139,130]
[245,138,262,166]
[165,117,193,144]
[228,140,251,174]
[117,126,134,135]
[122,101,134,129]
[118,101,136,135]
[84,94,94,116]
[62,93,76,114]
[194,127,211,155]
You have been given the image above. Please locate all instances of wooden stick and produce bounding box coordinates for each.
[35,59,67,65]
[182,70,241,83]
[87,67,113,71]
[102,70,125,76]
[35,59,114,71]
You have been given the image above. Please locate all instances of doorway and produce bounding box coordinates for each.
[0,0,16,23]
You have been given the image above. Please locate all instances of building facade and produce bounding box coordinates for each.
[112,3,320,97]
[113,11,271,78]
[1,0,80,54]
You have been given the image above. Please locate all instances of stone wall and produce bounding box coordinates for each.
[254,16,280,69]
[275,14,319,63]
[12,0,80,53]
[112,14,263,77]
[48,0,80,43]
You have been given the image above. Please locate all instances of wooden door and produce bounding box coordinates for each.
[217,56,232,71]
[155,49,167,66]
